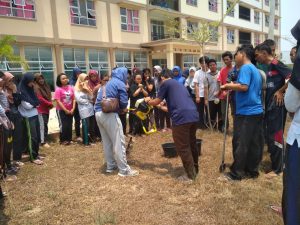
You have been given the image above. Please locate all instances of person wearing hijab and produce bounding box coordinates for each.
[172,66,185,85]
[281,19,300,225]
[95,67,138,177]
[2,72,24,167]
[34,73,53,148]
[18,73,43,165]
[74,73,95,146]
[70,67,82,142]
[185,67,196,99]
[87,70,101,141]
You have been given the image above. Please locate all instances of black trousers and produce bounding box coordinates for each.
[230,114,264,180]
[154,107,160,129]
[208,101,223,131]
[24,116,41,160]
[132,114,144,135]
[159,110,171,130]
[265,105,287,174]
[196,97,207,129]
[57,110,73,143]
[82,116,96,145]
[7,109,24,161]
[3,128,12,169]
[282,140,300,225]
[73,104,81,137]
[119,113,127,135]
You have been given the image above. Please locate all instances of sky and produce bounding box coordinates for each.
[281,0,299,51]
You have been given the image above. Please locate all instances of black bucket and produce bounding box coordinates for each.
[162,143,177,158]
[162,139,202,158]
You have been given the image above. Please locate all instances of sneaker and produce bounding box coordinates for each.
[6,168,17,176]
[76,137,83,142]
[218,172,240,182]
[177,175,193,183]
[106,166,118,173]
[5,175,17,182]
[118,169,139,177]
[42,143,50,148]
[14,161,24,167]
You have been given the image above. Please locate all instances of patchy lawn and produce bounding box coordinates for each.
[0,129,283,225]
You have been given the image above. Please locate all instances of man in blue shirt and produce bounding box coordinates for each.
[145,69,199,182]
[221,45,264,181]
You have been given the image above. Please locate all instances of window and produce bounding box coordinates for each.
[187,21,198,34]
[133,52,148,69]
[274,18,278,29]
[1,45,23,83]
[227,29,235,44]
[209,0,217,12]
[120,7,139,32]
[239,5,250,21]
[254,33,260,46]
[69,0,96,26]
[254,11,260,24]
[239,31,251,45]
[227,1,234,17]
[88,49,109,75]
[63,48,86,78]
[265,0,269,6]
[209,26,218,42]
[265,14,269,27]
[186,0,197,6]
[0,0,35,19]
[183,55,198,68]
[275,0,279,10]
[24,46,55,90]
[151,20,165,40]
[115,50,131,69]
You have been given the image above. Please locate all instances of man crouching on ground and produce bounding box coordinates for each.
[145,69,199,182]
[220,45,264,181]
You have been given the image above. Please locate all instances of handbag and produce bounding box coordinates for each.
[101,85,119,113]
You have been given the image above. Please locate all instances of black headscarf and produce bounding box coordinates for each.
[18,72,39,107]
[290,19,300,91]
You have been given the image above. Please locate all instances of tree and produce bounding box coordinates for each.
[165,17,181,39]
[0,35,28,70]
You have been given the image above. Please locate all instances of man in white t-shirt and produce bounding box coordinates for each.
[193,56,210,129]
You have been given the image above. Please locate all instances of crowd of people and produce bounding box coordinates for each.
[0,20,300,224]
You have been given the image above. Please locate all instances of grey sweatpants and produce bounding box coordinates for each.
[95,111,130,173]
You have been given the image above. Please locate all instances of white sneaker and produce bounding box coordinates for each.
[105,166,118,173]
[76,137,83,142]
[42,143,50,148]
[118,169,139,177]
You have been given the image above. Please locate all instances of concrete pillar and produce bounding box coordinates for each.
[166,44,174,69]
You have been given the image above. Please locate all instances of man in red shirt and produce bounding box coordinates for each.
[218,51,233,131]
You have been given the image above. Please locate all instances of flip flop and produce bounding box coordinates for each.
[32,159,44,165]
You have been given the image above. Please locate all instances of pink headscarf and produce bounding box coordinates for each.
[88,70,100,90]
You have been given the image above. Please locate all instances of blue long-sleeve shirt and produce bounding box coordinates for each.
[94,67,128,112]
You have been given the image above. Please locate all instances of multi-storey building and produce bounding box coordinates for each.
[0,0,281,89]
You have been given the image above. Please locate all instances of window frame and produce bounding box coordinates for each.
[254,11,260,24]
[151,20,165,40]
[69,0,96,27]
[186,0,197,7]
[265,14,269,27]
[208,0,217,12]
[227,1,234,17]
[88,49,110,74]
[0,0,36,20]
[115,50,132,69]
[183,55,199,68]
[120,7,139,33]
[254,33,260,46]
[133,51,148,69]
[227,29,235,44]
[239,5,251,21]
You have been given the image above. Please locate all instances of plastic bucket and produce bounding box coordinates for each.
[161,143,177,158]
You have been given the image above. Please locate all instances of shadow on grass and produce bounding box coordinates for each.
[0,198,9,225]
[130,160,184,178]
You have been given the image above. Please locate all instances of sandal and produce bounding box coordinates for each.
[268,205,282,216]
[32,159,44,165]
[265,171,280,179]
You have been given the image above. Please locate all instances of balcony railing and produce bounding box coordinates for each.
[151,32,180,41]
[239,38,251,45]
[149,0,179,11]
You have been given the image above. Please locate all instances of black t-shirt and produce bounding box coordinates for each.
[266,59,292,105]
[144,78,156,98]
[129,83,147,108]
